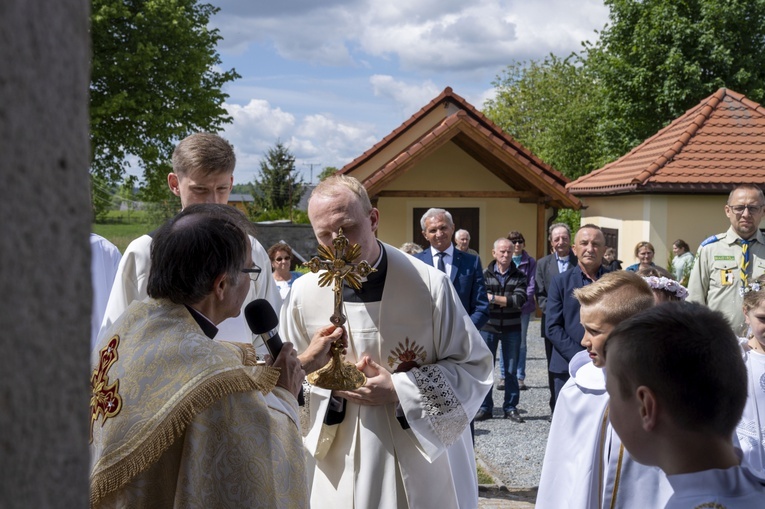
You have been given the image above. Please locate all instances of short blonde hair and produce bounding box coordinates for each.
[634,241,655,258]
[310,174,372,214]
[574,271,654,324]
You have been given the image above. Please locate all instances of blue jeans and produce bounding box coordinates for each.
[498,313,531,380]
[480,329,522,412]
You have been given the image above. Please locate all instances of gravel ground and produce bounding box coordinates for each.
[474,318,551,494]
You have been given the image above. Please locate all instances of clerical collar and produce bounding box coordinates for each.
[343,241,387,303]
[185,305,218,339]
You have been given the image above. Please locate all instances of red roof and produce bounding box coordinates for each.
[340,87,582,209]
[568,88,765,195]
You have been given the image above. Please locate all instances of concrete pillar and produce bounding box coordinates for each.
[0,1,91,506]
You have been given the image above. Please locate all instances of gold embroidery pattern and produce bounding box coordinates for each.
[90,335,123,442]
[388,337,427,373]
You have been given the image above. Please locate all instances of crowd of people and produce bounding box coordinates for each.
[88,131,765,508]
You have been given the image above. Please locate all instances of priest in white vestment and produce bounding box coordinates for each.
[282,175,494,509]
[90,233,121,350]
[99,132,281,345]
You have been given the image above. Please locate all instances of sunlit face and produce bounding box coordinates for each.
[579,303,615,368]
[574,227,606,274]
[744,299,765,348]
[725,188,765,240]
[169,171,234,207]
[550,226,571,258]
[637,246,654,265]
[271,250,291,273]
[455,232,470,251]
[492,239,512,271]
[422,214,455,252]
[308,188,380,264]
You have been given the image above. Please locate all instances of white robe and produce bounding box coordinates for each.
[99,232,281,345]
[281,243,493,509]
[737,346,765,477]
[90,233,122,349]
[536,350,673,509]
[664,463,765,509]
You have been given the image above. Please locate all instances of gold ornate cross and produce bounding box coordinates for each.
[305,228,376,326]
[304,228,376,389]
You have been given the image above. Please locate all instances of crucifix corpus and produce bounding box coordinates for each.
[304,228,376,390]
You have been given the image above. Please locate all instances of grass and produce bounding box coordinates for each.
[477,464,496,485]
[93,210,155,253]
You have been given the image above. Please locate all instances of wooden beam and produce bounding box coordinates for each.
[376,190,537,199]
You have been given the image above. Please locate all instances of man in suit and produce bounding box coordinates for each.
[415,208,490,330]
[544,224,608,409]
[535,223,577,413]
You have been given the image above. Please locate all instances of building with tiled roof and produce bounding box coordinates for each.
[340,87,581,261]
[568,88,765,267]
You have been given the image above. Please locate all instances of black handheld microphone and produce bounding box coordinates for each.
[244,299,284,359]
[244,299,304,405]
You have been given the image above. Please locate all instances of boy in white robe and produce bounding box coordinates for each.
[90,233,121,349]
[100,132,280,344]
[737,275,765,477]
[537,271,672,508]
[605,302,765,509]
[282,175,494,509]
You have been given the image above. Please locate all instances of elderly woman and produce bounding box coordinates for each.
[625,241,663,273]
[268,242,302,300]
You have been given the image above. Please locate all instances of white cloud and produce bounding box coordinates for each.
[210,0,608,72]
[369,75,442,118]
[222,100,379,183]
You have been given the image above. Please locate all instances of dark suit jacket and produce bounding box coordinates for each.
[545,265,607,374]
[414,247,490,329]
[535,252,577,334]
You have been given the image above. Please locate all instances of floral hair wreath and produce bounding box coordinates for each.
[739,281,762,297]
[642,276,689,300]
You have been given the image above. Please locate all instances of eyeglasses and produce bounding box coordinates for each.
[729,204,763,215]
[274,256,291,262]
[241,265,262,282]
[510,239,524,244]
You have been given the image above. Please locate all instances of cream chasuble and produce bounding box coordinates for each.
[537,350,672,509]
[281,243,493,509]
[90,299,307,509]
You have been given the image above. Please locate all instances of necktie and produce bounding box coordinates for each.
[740,239,751,287]
[436,251,446,273]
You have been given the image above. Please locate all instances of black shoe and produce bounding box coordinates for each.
[519,380,528,390]
[497,380,505,390]
[504,410,525,423]
[475,410,492,421]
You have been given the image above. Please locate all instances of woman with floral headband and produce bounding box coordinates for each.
[638,266,688,303]
[737,274,765,477]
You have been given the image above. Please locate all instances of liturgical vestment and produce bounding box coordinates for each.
[537,350,673,509]
[281,243,493,509]
[90,299,307,509]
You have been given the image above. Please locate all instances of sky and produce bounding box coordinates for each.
[204,0,611,185]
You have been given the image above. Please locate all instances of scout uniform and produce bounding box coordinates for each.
[687,226,765,333]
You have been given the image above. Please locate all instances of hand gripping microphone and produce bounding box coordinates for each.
[244,299,304,405]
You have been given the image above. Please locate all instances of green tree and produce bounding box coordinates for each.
[253,142,306,212]
[90,0,240,201]
[586,0,765,159]
[317,166,340,181]
[483,54,606,180]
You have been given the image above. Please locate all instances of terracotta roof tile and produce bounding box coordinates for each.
[568,89,765,195]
